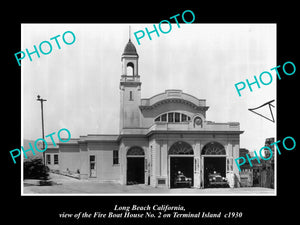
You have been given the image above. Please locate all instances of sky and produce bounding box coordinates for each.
[22,23,276,151]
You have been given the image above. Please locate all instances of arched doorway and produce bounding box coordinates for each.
[169,141,194,188]
[127,147,145,185]
[201,142,227,188]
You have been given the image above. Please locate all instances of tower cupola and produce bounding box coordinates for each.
[121,37,139,77]
[122,39,138,57]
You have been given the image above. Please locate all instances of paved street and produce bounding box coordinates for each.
[23,173,275,195]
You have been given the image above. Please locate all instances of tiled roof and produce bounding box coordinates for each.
[122,39,138,56]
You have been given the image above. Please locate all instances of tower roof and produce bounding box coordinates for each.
[122,39,138,56]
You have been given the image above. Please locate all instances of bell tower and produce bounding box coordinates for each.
[119,33,142,133]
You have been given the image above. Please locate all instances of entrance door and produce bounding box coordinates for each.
[203,156,226,188]
[170,157,194,188]
[126,147,145,185]
[89,155,96,178]
[168,141,194,189]
[127,157,145,184]
[201,142,227,188]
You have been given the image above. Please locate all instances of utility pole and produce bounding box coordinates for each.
[37,95,47,165]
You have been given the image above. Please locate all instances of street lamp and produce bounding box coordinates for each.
[37,95,47,165]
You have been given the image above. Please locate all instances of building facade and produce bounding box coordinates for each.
[46,38,244,188]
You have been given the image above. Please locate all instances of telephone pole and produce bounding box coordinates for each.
[37,95,47,165]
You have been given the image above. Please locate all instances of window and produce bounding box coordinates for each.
[169,141,194,155]
[129,91,133,101]
[168,113,174,122]
[90,155,95,161]
[161,114,167,122]
[46,155,51,165]
[127,147,144,156]
[113,150,119,165]
[175,112,180,122]
[54,154,59,165]
[154,112,191,123]
[201,142,226,155]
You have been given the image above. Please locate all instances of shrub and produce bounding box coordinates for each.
[24,158,49,180]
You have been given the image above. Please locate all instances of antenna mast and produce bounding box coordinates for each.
[129,25,131,41]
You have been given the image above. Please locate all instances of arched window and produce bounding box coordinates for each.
[127,147,144,156]
[169,141,194,155]
[201,142,226,155]
[154,112,191,123]
[126,62,134,76]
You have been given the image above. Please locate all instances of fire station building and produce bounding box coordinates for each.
[46,37,243,188]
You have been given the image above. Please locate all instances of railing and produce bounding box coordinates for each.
[120,75,140,82]
[148,121,240,132]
